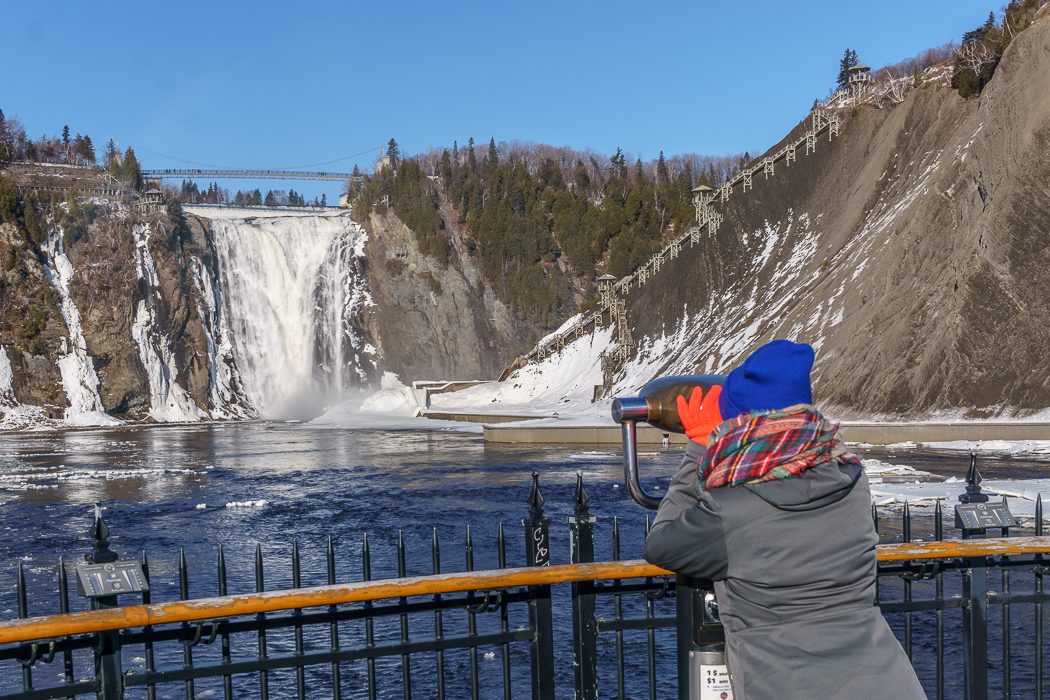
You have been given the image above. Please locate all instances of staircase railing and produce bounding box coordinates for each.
[511,108,841,380]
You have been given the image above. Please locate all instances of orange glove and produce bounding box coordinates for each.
[676,385,724,444]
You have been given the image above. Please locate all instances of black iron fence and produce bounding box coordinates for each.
[1,471,1050,699]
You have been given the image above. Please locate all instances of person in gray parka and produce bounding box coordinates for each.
[644,340,926,699]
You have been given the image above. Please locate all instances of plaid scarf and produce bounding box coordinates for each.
[697,405,860,490]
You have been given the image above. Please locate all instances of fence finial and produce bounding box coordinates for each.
[573,472,590,518]
[528,471,545,519]
[87,501,118,564]
[960,451,989,504]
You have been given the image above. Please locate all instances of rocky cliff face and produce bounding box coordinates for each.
[360,202,541,381]
[616,14,1050,417]
[0,222,67,413]
[0,203,223,425]
[61,207,219,418]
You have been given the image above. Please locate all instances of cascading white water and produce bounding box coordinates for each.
[191,256,253,420]
[207,212,373,418]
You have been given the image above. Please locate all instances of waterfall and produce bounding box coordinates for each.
[191,256,253,419]
[207,212,373,418]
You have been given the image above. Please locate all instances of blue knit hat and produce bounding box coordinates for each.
[717,339,815,420]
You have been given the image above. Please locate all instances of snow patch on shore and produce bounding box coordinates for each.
[922,440,1050,455]
[429,326,613,417]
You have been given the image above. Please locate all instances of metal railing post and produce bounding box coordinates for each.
[958,453,989,699]
[86,505,124,700]
[523,472,555,700]
[568,473,598,700]
[962,557,989,699]
[675,575,726,700]
[675,577,701,700]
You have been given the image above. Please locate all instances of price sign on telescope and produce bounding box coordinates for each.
[699,664,733,700]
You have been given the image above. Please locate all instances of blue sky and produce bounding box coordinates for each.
[2,1,995,199]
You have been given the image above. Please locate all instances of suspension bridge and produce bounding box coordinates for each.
[140,168,361,182]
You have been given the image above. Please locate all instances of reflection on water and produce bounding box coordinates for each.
[0,422,674,599]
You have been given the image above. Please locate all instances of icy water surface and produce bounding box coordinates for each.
[0,423,1046,697]
[0,423,681,697]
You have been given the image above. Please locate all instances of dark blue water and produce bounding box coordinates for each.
[0,423,1046,698]
[0,423,678,698]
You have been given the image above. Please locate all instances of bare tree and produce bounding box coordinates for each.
[957,40,996,76]
[882,71,908,105]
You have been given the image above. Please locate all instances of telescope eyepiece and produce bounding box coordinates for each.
[611,396,649,424]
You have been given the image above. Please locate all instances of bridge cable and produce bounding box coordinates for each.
[127,144,384,173]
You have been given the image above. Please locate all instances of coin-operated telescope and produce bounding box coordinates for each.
[611,375,733,700]
[611,375,725,509]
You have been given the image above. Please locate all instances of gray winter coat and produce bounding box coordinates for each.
[644,440,926,699]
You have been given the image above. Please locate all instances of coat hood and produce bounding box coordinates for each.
[743,460,863,511]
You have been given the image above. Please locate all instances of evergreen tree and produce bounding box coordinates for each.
[386,138,400,168]
[61,125,71,163]
[837,48,859,89]
[104,139,119,174]
[439,149,453,186]
[0,175,19,224]
[983,11,996,31]
[321,193,327,207]
[609,148,627,179]
[121,147,143,191]
[571,160,590,192]
[73,134,95,165]
[466,137,476,171]
[0,109,9,165]
[264,190,276,207]
[656,151,670,186]
[487,138,498,168]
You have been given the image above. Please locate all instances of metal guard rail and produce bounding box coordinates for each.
[2,536,1048,645]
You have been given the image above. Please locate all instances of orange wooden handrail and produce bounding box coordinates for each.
[0,536,1047,646]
